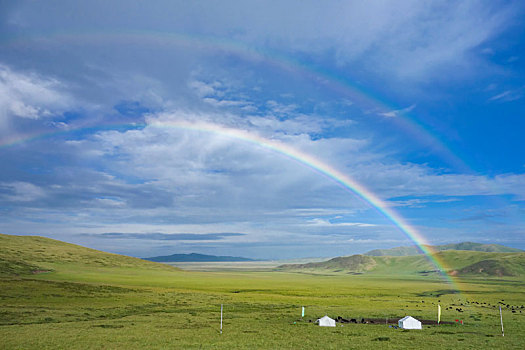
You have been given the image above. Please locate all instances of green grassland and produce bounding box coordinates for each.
[365,242,524,256]
[1,234,524,349]
[278,250,525,278]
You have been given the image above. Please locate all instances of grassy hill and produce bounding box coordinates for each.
[278,254,377,274]
[437,242,523,253]
[0,233,176,276]
[3,233,523,279]
[1,234,525,349]
[278,250,525,277]
[365,242,523,256]
[453,252,525,277]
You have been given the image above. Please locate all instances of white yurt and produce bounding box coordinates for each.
[398,316,422,329]
[317,315,336,327]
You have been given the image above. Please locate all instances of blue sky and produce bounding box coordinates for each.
[0,1,524,259]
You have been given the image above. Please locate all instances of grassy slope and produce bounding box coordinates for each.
[1,234,524,349]
[437,251,525,277]
[438,242,523,253]
[366,242,523,256]
[278,254,377,273]
[0,233,176,276]
[366,246,422,256]
[278,251,525,277]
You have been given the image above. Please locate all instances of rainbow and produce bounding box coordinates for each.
[1,119,459,288]
[3,29,470,172]
[2,29,464,287]
[152,120,459,285]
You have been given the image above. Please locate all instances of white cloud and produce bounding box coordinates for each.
[246,114,353,136]
[305,218,377,228]
[188,77,254,110]
[0,182,46,202]
[7,1,517,91]
[82,111,525,207]
[378,104,416,118]
[202,97,250,108]
[275,208,357,217]
[4,108,523,238]
[1,2,524,259]
[266,100,298,115]
[345,238,405,244]
[188,79,223,98]
[0,65,71,126]
[192,1,519,81]
[348,162,525,200]
[488,88,524,102]
[388,198,461,208]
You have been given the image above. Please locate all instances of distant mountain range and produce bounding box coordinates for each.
[364,242,523,256]
[144,252,255,262]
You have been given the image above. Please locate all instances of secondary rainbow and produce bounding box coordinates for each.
[4,29,470,171]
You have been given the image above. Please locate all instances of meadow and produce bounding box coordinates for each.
[1,234,524,349]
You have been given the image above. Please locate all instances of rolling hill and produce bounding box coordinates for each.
[278,250,525,277]
[3,233,524,279]
[365,242,523,256]
[0,233,176,276]
[144,252,254,262]
[278,254,376,274]
[2,235,525,349]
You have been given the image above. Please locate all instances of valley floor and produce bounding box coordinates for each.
[1,265,524,349]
